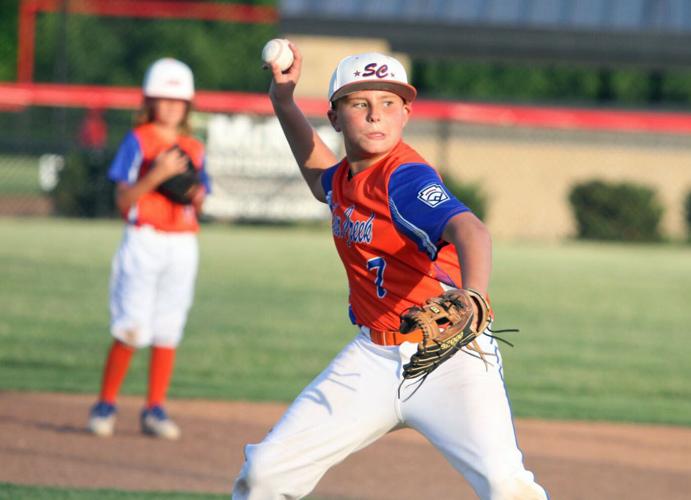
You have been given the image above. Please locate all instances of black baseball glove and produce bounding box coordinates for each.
[156,146,200,205]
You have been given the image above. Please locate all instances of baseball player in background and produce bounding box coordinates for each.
[232,44,548,499]
[87,58,211,440]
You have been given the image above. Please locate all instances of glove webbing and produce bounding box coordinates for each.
[397,289,514,400]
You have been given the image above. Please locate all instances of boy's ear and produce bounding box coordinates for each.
[401,101,412,128]
[327,108,341,132]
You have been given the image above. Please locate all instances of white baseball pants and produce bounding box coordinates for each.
[232,330,547,499]
[109,225,198,348]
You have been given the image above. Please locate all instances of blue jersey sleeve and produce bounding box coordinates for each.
[199,154,212,194]
[388,163,469,260]
[108,132,142,184]
[320,163,340,207]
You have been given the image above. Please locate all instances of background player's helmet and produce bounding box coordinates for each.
[143,58,195,101]
[328,53,417,104]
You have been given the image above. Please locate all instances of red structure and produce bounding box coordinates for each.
[3,82,691,135]
[10,0,691,135]
[17,0,277,82]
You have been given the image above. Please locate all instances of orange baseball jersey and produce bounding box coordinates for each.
[320,141,470,331]
[108,123,210,233]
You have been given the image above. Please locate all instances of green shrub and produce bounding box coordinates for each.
[568,180,663,242]
[444,178,488,221]
[52,150,115,217]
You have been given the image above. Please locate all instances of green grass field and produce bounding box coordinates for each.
[1,217,690,427]
[2,217,691,499]
[0,483,226,500]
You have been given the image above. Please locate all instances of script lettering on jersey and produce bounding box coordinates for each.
[332,206,374,247]
[362,63,389,79]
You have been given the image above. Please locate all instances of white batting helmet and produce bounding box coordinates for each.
[328,52,417,103]
[142,58,194,101]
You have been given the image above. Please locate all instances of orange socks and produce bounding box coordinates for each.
[98,341,176,408]
[146,346,176,408]
[99,340,135,404]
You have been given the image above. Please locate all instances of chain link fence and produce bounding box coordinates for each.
[2,1,691,241]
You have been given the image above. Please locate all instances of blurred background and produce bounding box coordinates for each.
[1,2,691,498]
[1,0,691,241]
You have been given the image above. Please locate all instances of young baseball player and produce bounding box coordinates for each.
[232,45,548,499]
[87,58,211,440]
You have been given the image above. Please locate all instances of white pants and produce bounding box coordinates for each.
[109,225,198,348]
[232,331,547,500]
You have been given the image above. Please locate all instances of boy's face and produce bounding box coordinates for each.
[153,98,188,129]
[328,90,411,163]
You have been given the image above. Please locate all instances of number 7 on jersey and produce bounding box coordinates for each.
[367,256,387,298]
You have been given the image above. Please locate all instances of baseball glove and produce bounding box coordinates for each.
[399,288,493,388]
[156,146,200,205]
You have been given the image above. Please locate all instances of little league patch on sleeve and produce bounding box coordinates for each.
[417,184,450,208]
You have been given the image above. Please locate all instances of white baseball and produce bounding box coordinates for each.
[261,38,294,72]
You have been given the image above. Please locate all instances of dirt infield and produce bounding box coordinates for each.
[1,391,690,499]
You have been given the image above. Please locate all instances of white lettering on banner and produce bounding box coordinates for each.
[202,114,341,221]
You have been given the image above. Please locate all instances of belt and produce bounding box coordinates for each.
[367,327,424,346]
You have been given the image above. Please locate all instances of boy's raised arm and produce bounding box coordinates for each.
[267,42,338,203]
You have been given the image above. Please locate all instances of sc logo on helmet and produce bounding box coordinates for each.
[362,63,390,79]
